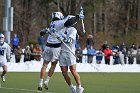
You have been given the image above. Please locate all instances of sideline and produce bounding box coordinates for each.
[0,86,52,93]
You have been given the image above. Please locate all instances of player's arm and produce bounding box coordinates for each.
[6,45,11,62]
[64,16,77,27]
[65,28,77,43]
[64,14,84,27]
[40,28,50,36]
[57,28,77,43]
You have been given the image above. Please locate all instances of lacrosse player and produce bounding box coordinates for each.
[58,15,84,93]
[38,11,83,91]
[0,33,11,82]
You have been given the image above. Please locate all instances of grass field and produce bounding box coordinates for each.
[0,72,140,93]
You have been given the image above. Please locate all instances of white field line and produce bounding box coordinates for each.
[0,86,52,93]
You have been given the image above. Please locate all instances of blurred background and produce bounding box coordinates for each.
[0,0,140,49]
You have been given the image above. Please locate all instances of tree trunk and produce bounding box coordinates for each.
[104,1,108,34]
[137,0,140,30]
[125,2,130,35]
[71,0,76,15]
[94,12,97,34]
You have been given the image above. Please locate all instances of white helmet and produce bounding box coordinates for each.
[52,12,64,20]
[0,33,5,44]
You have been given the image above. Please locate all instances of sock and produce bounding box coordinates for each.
[38,79,43,87]
[77,84,82,88]
[39,79,43,84]
[70,84,74,88]
[70,84,73,88]
[45,76,50,82]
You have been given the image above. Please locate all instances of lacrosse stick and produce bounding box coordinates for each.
[80,6,85,33]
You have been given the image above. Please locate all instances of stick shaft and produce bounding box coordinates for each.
[61,41,79,60]
[81,19,85,33]
[48,30,79,60]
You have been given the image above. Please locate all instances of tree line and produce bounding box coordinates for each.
[0,0,140,48]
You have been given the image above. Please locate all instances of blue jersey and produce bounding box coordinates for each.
[96,51,103,61]
[11,36,19,46]
[87,48,96,55]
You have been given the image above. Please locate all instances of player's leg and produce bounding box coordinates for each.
[61,66,71,85]
[44,46,61,90]
[38,46,52,91]
[61,66,77,93]
[44,61,58,90]
[70,65,81,85]
[38,61,49,91]
[1,65,7,82]
[70,65,84,93]
[48,60,58,78]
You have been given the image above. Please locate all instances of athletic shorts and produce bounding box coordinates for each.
[0,61,7,67]
[42,46,61,62]
[59,51,76,66]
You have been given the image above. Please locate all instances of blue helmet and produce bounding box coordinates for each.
[0,33,5,44]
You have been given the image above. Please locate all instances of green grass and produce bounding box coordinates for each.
[0,72,140,93]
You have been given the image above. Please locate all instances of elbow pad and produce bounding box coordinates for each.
[64,17,77,27]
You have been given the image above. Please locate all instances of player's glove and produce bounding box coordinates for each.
[40,28,49,33]
[56,34,66,41]
[40,28,49,36]
[57,35,73,43]
[50,28,56,33]
[63,37,73,43]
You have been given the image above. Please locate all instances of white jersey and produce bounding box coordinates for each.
[47,17,69,44]
[47,16,72,44]
[61,27,77,53]
[0,42,11,66]
[59,27,77,66]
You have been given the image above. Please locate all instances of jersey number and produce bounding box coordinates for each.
[0,50,4,56]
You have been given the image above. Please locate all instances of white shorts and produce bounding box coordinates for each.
[42,46,61,62]
[59,51,76,66]
[0,61,7,67]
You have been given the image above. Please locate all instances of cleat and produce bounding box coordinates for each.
[38,81,43,91]
[1,76,6,82]
[38,87,43,91]
[44,81,49,90]
[70,86,77,93]
[76,87,84,93]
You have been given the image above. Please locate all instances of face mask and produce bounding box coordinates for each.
[0,38,4,44]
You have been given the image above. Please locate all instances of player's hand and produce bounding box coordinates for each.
[40,28,49,33]
[40,28,49,36]
[63,37,72,43]
[56,34,66,41]
[50,28,56,33]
